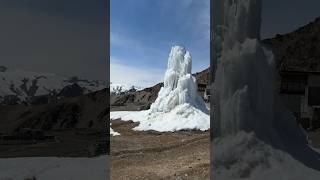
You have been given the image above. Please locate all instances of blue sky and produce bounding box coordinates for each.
[110,0,210,87]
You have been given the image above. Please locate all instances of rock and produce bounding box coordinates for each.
[2,95,20,105]
[263,16,320,72]
[0,66,7,72]
[58,83,84,97]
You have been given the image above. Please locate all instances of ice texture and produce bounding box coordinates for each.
[150,46,207,114]
[212,0,320,179]
[110,46,209,132]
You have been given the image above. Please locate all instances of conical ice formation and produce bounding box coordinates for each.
[150,46,208,114]
[111,45,209,132]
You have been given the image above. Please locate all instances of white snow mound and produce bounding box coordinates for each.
[111,104,209,132]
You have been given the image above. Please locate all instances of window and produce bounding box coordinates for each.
[308,86,320,106]
[280,75,306,94]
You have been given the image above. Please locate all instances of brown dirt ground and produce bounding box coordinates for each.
[110,120,210,180]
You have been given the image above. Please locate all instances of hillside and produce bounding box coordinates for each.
[0,88,109,157]
[0,89,108,133]
[263,17,320,72]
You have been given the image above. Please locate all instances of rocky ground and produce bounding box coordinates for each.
[110,120,210,180]
[0,128,107,158]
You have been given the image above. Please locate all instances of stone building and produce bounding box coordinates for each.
[280,70,320,129]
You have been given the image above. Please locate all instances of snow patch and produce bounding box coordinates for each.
[212,132,320,180]
[110,123,120,136]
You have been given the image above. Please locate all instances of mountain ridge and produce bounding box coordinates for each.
[0,68,107,105]
[263,16,320,72]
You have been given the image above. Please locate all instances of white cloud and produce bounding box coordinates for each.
[111,32,166,58]
[110,32,141,49]
[110,58,164,88]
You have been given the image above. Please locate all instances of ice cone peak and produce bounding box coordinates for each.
[166,45,192,78]
[150,45,207,114]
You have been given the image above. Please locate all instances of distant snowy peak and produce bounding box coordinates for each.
[0,68,106,104]
[110,83,143,95]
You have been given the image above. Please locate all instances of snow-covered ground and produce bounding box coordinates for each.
[111,104,209,132]
[212,132,320,180]
[110,46,209,132]
[0,156,108,180]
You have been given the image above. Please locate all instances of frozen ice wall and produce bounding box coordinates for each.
[213,0,305,145]
[212,0,320,178]
[150,46,207,114]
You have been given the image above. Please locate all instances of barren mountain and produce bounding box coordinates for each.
[263,17,320,72]
[0,89,108,133]
[0,89,109,157]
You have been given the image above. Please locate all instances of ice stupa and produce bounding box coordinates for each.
[211,0,320,179]
[111,46,209,132]
[150,46,208,114]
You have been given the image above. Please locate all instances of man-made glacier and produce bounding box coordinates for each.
[110,46,209,132]
[212,0,320,179]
